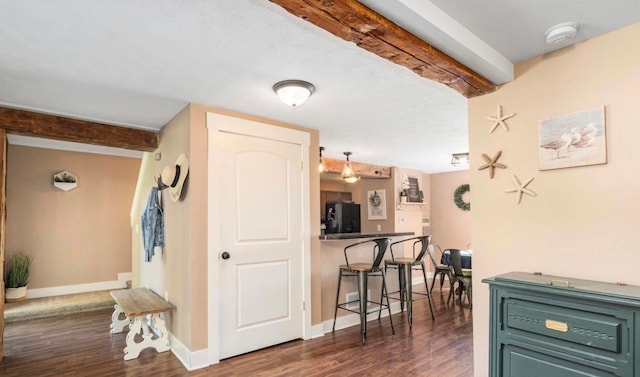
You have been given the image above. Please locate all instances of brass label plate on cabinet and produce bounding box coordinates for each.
[545,319,568,333]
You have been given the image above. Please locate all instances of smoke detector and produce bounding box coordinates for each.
[545,22,579,44]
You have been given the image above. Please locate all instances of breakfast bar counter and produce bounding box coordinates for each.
[318,232,415,329]
[319,232,414,241]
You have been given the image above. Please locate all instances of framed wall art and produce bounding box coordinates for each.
[538,106,607,171]
[367,189,387,220]
[406,177,422,202]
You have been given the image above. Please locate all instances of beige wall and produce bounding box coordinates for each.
[470,23,640,377]
[6,145,139,289]
[429,170,471,249]
[421,172,431,223]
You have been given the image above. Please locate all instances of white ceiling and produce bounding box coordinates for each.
[1,1,638,173]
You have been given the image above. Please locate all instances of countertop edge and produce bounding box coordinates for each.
[319,232,415,241]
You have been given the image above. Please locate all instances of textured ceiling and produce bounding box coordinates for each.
[1,1,638,173]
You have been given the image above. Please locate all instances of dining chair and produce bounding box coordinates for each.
[447,248,472,308]
[332,237,395,344]
[384,235,435,328]
[427,244,452,294]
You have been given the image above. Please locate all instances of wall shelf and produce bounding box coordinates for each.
[53,171,78,191]
[396,202,425,211]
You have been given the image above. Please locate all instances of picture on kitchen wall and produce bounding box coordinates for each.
[406,177,422,202]
[538,106,607,171]
[367,189,387,220]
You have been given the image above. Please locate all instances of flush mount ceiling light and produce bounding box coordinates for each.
[318,146,326,173]
[341,152,359,183]
[451,152,470,166]
[273,79,315,108]
[545,22,579,44]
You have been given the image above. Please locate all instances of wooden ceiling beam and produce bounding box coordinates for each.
[0,107,158,152]
[270,0,496,97]
[322,157,391,179]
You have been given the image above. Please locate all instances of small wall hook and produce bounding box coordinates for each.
[155,174,169,190]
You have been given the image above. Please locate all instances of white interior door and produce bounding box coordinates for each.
[209,115,306,360]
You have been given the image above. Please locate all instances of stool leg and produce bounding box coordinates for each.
[380,265,388,320]
[357,271,368,345]
[381,270,395,335]
[399,266,406,312]
[378,273,385,320]
[403,265,413,328]
[420,262,435,320]
[429,271,438,293]
[332,270,343,332]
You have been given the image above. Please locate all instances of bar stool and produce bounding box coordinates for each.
[332,237,395,345]
[384,235,435,328]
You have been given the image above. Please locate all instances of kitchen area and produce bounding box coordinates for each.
[317,162,430,329]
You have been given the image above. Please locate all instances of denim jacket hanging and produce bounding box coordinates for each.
[141,187,164,262]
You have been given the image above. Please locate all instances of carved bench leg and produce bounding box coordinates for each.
[110,304,131,334]
[150,312,171,352]
[123,313,171,360]
[124,316,147,360]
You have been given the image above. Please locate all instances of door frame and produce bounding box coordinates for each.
[206,112,311,365]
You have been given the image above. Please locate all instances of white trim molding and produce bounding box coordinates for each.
[170,334,210,371]
[26,272,132,299]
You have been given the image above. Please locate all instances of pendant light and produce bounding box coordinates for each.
[318,147,326,173]
[341,152,358,183]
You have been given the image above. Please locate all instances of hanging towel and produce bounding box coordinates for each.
[141,186,164,262]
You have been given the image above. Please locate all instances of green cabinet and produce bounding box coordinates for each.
[483,272,640,377]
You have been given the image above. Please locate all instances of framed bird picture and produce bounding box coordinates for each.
[538,106,607,171]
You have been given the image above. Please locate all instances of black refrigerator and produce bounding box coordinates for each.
[324,202,361,234]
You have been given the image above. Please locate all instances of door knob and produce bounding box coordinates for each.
[221,251,230,260]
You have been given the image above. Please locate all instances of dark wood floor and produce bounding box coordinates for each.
[1,290,473,377]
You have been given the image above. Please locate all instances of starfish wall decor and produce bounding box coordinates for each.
[504,174,537,204]
[487,105,516,133]
[478,151,507,179]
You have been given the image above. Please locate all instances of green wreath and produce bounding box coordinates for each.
[454,184,470,211]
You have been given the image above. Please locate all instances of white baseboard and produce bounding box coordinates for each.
[310,323,325,339]
[26,272,132,299]
[170,334,209,371]
[189,349,210,371]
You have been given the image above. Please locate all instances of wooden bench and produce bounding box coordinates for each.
[110,287,174,360]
